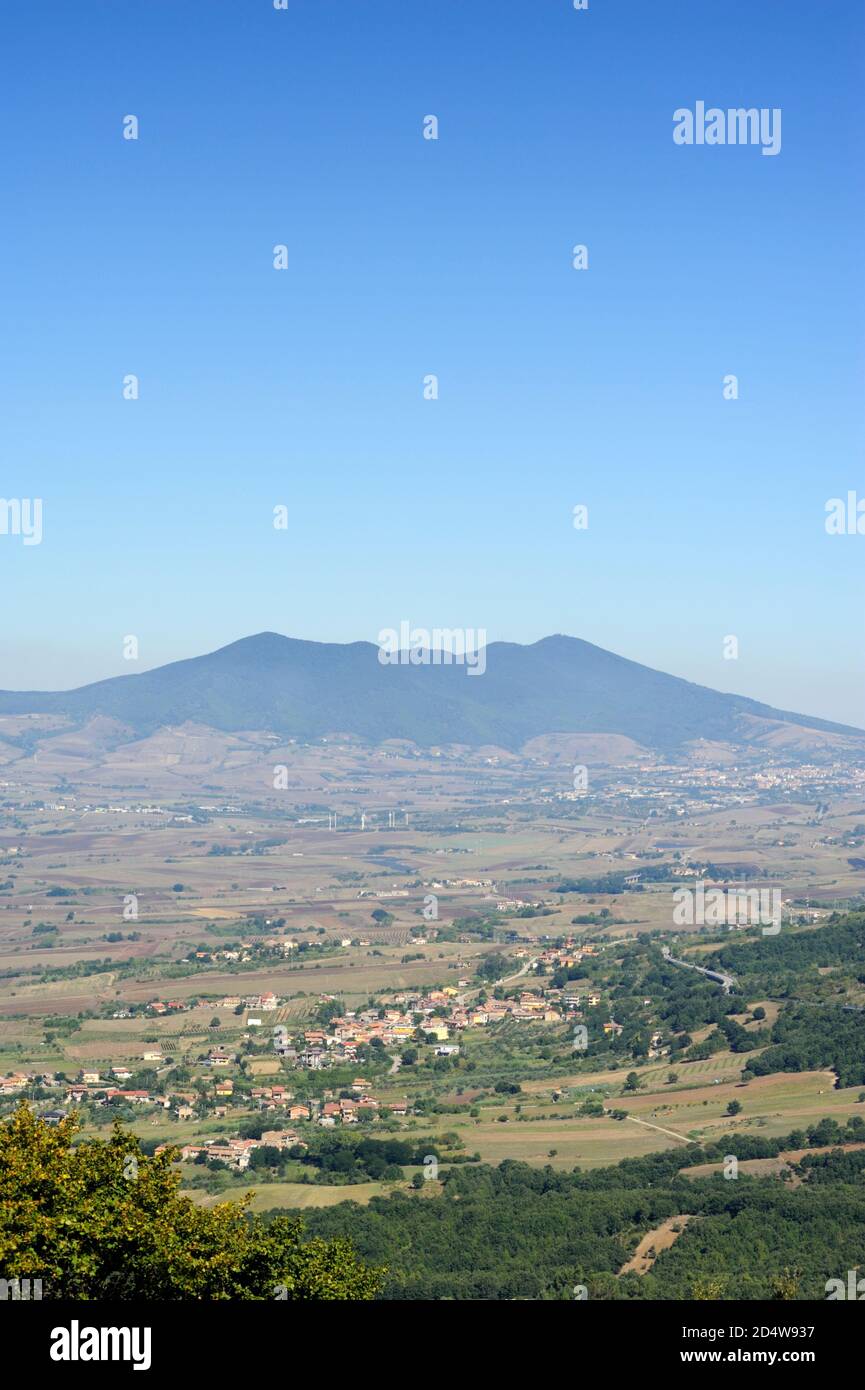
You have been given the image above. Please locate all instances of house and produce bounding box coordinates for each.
[261,1130,304,1150]
[80,1070,100,1085]
[206,1144,250,1172]
[299,1049,325,1069]
[519,998,545,1016]
[0,1074,31,1095]
[142,1051,163,1063]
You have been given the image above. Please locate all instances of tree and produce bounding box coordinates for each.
[692,1277,727,1300]
[476,952,510,983]
[579,1098,604,1116]
[726,1099,742,1116]
[623,1072,642,1092]
[250,1145,283,1170]
[770,1268,801,1300]
[0,1105,382,1300]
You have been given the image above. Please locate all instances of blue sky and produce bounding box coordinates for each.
[1,0,863,726]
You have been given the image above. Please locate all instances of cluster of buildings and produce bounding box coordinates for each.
[588,757,865,816]
[217,992,280,1011]
[187,940,299,964]
[156,1129,306,1171]
[2,935,633,1135]
[0,1073,41,1097]
[245,1078,410,1126]
[282,962,605,1063]
[113,990,286,1020]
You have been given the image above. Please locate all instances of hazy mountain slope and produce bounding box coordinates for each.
[0,632,860,753]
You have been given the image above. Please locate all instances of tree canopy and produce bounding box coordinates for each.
[0,1105,382,1300]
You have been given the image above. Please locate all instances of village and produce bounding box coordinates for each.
[0,935,674,1162]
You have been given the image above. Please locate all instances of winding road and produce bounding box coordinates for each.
[661,945,737,994]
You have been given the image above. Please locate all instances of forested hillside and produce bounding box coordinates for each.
[287,1119,865,1300]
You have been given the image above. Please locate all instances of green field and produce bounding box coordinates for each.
[189,1180,390,1211]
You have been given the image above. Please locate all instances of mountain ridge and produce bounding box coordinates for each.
[0,632,861,754]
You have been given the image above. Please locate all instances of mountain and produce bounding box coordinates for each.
[0,633,861,755]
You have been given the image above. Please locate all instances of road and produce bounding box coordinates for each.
[462,955,537,1004]
[662,945,737,994]
[621,1114,692,1144]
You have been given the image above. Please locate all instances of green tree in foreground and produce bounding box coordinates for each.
[0,1105,383,1301]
